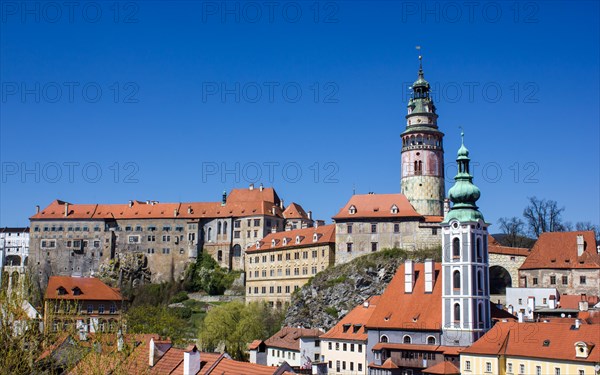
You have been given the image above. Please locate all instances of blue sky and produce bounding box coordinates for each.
[1,0,599,232]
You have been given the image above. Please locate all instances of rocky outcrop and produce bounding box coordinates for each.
[97,252,152,288]
[284,248,440,330]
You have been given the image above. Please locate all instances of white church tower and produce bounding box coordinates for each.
[441,132,491,346]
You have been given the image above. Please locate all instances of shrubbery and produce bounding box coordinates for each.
[183,252,240,295]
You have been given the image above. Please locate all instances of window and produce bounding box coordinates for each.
[87,304,93,314]
[162,248,170,254]
[485,362,492,373]
[234,220,241,228]
[454,303,461,324]
[128,235,139,243]
[343,343,347,351]
[350,343,354,351]
[347,243,353,252]
[246,230,251,238]
[402,335,411,344]
[303,251,308,259]
[358,364,362,371]
[580,276,587,284]
[358,344,362,353]
[535,366,541,375]
[453,270,461,289]
[380,335,388,343]
[371,224,377,233]
[562,275,568,285]
[432,228,438,235]
[371,242,378,252]
[347,224,353,234]
[507,363,513,373]
[162,235,170,242]
[98,304,105,314]
[285,286,290,293]
[519,364,525,374]
[465,361,471,371]
[533,277,538,285]
[452,238,460,258]
[427,336,436,345]
[394,223,400,233]
[234,231,240,238]
[110,304,116,314]
[312,250,317,258]
[328,342,332,350]
[554,368,560,375]
[550,276,556,285]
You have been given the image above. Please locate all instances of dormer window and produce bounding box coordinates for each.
[57,286,68,296]
[313,233,319,242]
[391,204,399,214]
[295,236,301,244]
[256,241,260,249]
[283,238,288,246]
[349,205,357,215]
[575,342,591,358]
[271,239,276,247]
[72,287,82,296]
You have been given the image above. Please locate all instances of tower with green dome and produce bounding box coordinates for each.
[441,132,491,347]
[400,55,445,217]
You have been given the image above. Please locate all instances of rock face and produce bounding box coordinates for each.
[97,252,152,288]
[284,248,441,331]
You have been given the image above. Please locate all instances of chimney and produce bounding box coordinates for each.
[579,295,589,311]
[117,329,124,351]
[280,199,284,209]
[249,183,254,190]
[549,295,557,309]
[183,346,201,375]
[129,200,133,208]
[443,198,450,216]
[517,311,524,323]
[272,206,276,215]
[271,226,277,234]
[527,297,535,319]
[308,210,312,220]
[577,235,585,256]
[424,258,434,293]
[35,205,40,214]
[259,183,264,191]
[222,191,227,206]
[64,202,69,217]
[187,206,192,214]
[575,319,581,329]
[173,209,178,217]
[508,305,514,315]
[404,260,415,293]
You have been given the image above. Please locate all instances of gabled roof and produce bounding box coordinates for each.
[559,294,600,309]
[45,276,123,301]
[264,327,322,351]
[247,225,335,253]
[321,296,380,341]
[423,361,460,375]
[370,358,399,369]
[31,187,286,221]
[333,194,422,220]
[366,262,442,330]
[488,235,530,257]
[283,202,309,220]
[461,321,600,363]
[519,231,600,270]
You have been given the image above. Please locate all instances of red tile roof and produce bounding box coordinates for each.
[367,262,442,330]
[488,235,530,257]
[423,216,444,223]
[199,355,280,375]
[370,358,399,369]
[423,361,460,375]
[283,202,309,219]
[246,224,335,253]
[45,276,123,301]
[559,294,600,309]
[333,194,422,220]
[321,296,380,341]
[264,326,322,351]
[31,188,285,221]
[519,231,600,270]
[248,340,264,350]
[371,343,465,355]
[461,321,600,363]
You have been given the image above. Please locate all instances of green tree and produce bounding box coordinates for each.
[125,305,188,344]
[198,301,284,360]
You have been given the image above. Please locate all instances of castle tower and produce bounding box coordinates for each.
[441,132,491,347]
[400,56,445,216]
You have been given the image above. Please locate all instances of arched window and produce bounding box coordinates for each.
[476,237,482,261]
[454,303,461,324]
[403,335,412,344]
[452,238,460,259]
[478,303,484,326]
[453,270,461,290]
[380,335,389,343]
[217,222,222,235]
[223,222,227,235]
[427,336,436,345]
[217,250,222,262]
[207,227,212,242]
[477,271,484,293]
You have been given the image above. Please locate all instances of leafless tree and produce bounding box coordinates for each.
[497,216,527,247]
[522,197,565,237]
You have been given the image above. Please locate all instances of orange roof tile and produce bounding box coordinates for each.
[370,358,399,369]
[248,340,263,350]
[150,346,185,374]
[488,235,530,257]
[423,216,444,223]
[264,327,322,351]
[45,276,123,301]
[520,231,600,270]
[371,343,465,355]
[201,356,281,375]
[333,194,422,220]
[283,202,310,220]
[366,262,442,330]
[559,294,600,309]
[246,224,335,253]
[321,296,379,341]
[423,361,460,375]
[461,321,600,363]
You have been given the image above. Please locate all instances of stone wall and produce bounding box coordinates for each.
[519,268,600,296]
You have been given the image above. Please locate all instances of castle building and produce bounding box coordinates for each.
[29,185,312,285]
[440,132,491,347]
[400,56,445,217]
[245,224,336,307]
[0,227,29,289]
